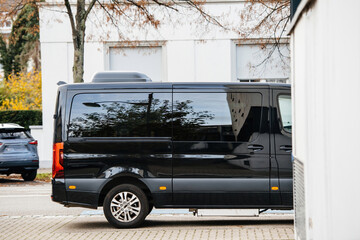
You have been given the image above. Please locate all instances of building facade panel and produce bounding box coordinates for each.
[290,0,360,239]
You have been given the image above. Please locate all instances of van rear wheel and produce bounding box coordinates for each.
[103,184,149,228]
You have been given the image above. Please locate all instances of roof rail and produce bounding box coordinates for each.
[91,71,152,83]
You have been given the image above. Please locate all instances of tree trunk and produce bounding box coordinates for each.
[72,1,86,83]
[65,0,96,83]
[73,39,85,83]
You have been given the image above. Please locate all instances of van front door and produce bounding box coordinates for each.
[172,86,271,207]
[271,89,293,207]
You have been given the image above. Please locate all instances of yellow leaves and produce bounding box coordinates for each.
[0,71,42,111]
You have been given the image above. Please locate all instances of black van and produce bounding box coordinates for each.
[52,74,292,228]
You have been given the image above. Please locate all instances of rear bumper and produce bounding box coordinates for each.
[64,191,99,209]
[51,178,98,209]
[52,178,67,204]
[0,160,39,174]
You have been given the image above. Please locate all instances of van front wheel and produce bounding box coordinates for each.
[103,184,149,228]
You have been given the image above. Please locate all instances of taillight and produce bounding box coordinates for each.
[52,142,64,179]
[0,142,2,146]
[29,140,38,145]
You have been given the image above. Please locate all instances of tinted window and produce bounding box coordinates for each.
[278,94,292,133]
[54,91,62,142]
[68,93,172,138]
[173,92,262,142]
[0,130,31,139]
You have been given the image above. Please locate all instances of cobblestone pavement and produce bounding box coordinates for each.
[0,214,294,240]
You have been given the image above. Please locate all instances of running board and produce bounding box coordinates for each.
[192,209,260,217]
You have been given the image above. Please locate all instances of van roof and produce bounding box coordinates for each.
[59,82,290,91]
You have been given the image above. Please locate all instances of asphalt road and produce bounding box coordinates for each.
[0,177,85,216]
[0,178,191,217]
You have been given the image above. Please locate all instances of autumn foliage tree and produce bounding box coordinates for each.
[0,71,42,110]
[0,1,40,79]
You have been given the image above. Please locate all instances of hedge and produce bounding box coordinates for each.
[0,110,42,129]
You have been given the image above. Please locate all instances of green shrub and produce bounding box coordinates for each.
[36,173,51,182]
[0,110,42,129]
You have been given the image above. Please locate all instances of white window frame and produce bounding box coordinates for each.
[232,38,290,83]
[103,41,167,82]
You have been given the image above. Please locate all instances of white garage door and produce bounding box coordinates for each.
[236,43,290,83]
[109,46,163,82]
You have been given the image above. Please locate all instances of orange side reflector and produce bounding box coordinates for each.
[271,186,279,191]
[69,186,76,190]
[159,186,167,190]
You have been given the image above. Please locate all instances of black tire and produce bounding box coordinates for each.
[21,170,37,181]
[148,203,153,215]
[103,184,149,228]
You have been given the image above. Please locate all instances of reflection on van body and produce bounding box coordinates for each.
[69,92,261,143]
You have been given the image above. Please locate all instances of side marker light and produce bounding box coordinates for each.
[159,186,167,190]
[271,186,279,191]
[69,185,76,190]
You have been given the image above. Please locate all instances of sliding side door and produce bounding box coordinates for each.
[172,86,271,207]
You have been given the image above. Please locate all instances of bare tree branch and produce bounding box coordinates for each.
[184,1,229,30]
[85,0,97,20]
[64,0,77,42]
[96,0,125,30]
[125,0,157,25]
[151,0,178,12]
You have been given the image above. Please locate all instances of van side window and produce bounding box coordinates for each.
[68,93,172,138]
[54,92,62,142]
[278,94,292,133]
[173,92,262,142]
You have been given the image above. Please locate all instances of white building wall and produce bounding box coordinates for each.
[194,40,233,82]
[39,1,290,167]
[167,41,195,82]
[291,0,360,239]
[109,46,163,81]
[40,42,70,169]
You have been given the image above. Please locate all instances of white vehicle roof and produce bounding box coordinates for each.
[0,123,24,129]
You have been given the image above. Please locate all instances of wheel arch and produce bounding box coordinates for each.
[98,176,153,207]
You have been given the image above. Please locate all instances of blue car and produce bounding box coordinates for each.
[0,123,39,181]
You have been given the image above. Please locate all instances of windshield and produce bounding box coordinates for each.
[0,129,31,140]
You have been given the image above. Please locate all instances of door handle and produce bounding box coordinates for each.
[280,145,292,152]
[248,144,264,152]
